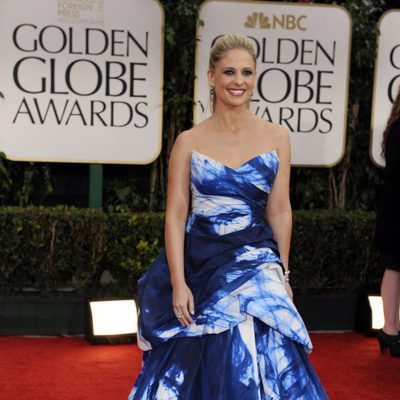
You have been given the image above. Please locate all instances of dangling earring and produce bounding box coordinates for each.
[209,85,214,96]
[247,92,254,109]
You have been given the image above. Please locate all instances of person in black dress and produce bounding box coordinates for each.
[375,86,400,357]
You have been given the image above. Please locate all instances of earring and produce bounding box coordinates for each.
[209,85,214,96]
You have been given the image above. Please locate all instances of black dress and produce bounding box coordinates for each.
[376,118,400,271]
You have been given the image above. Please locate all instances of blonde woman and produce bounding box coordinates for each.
[128,34,328,399]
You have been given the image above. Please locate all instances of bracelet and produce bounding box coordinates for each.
[284,270,290,282]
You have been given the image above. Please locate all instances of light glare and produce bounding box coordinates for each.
[368,296,384,330]
[90,300,137,336]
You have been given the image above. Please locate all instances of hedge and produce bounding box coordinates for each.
[0,207,380,297]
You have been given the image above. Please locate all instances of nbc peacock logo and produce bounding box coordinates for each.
[244,12,307,31]
[245,12,270,29]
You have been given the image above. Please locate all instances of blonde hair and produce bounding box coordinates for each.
[209,34,257,113]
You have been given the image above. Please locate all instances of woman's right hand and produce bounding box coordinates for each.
[172,282,195,327]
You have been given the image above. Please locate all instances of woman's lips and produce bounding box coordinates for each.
[227,89,245,96]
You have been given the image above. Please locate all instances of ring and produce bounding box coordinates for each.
[176,313,183,319]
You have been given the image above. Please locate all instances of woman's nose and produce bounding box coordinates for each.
[233,74,244,85]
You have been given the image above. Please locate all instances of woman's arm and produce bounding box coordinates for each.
[265,127,293,298]
[164,131,195,327]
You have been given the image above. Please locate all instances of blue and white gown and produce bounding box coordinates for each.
[128,150,329,399]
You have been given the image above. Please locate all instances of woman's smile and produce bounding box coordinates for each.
[227,88,246,96]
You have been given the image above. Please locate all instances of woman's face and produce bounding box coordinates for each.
[208,48,256,110]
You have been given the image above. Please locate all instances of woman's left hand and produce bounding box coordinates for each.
[284,281,293,301]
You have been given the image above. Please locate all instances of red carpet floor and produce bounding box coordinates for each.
[0,332,399,400]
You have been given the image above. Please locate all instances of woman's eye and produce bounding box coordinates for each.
[243,70,253,76]
[223,70,234,75]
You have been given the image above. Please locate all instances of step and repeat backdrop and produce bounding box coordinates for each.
[195,1,351,167]
[0,0,398,167]
[0,0,164,164]
[370,9,400,168]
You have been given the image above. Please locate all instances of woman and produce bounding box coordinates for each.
[375,87,400,357]
[128,34,328,399]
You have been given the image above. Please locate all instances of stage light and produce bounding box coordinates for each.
[86,298,137,344]
[368,295,384,330]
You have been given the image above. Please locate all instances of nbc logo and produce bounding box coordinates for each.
[244,12,307,31]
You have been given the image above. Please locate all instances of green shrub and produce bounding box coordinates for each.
[0,207,107,295]
[103,212,164,295]
[291,210,380,294]
[0,207,380,297]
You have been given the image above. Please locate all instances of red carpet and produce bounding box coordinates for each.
[0,333,399,400]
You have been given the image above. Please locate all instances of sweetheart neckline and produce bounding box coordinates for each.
[191,149,279,171]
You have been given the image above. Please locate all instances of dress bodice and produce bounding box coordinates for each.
[186,150,280,236]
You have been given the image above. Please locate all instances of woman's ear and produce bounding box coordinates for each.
[207,69,214,87]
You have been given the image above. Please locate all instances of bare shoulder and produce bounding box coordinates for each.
[175,120,212,148]
[174,129,193,146]
[264,122,291,161]
[250,115,290,148]
[268,122,290,146]
[170,122,210,165]
[171,128,197,158]
[258,118,289,139]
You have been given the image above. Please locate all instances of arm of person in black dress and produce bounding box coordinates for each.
[386,120,400,179]
[385,120,400,243]
[164,131,195,328]
[265,126,293,300]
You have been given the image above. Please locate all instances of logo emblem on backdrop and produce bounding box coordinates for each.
[245,12,270,29]
[58,0,105,25]
[244,12,307,31]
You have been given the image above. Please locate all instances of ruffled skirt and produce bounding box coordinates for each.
[129,315,327,400]
[129,263,328,399]
[128,223,328,399]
